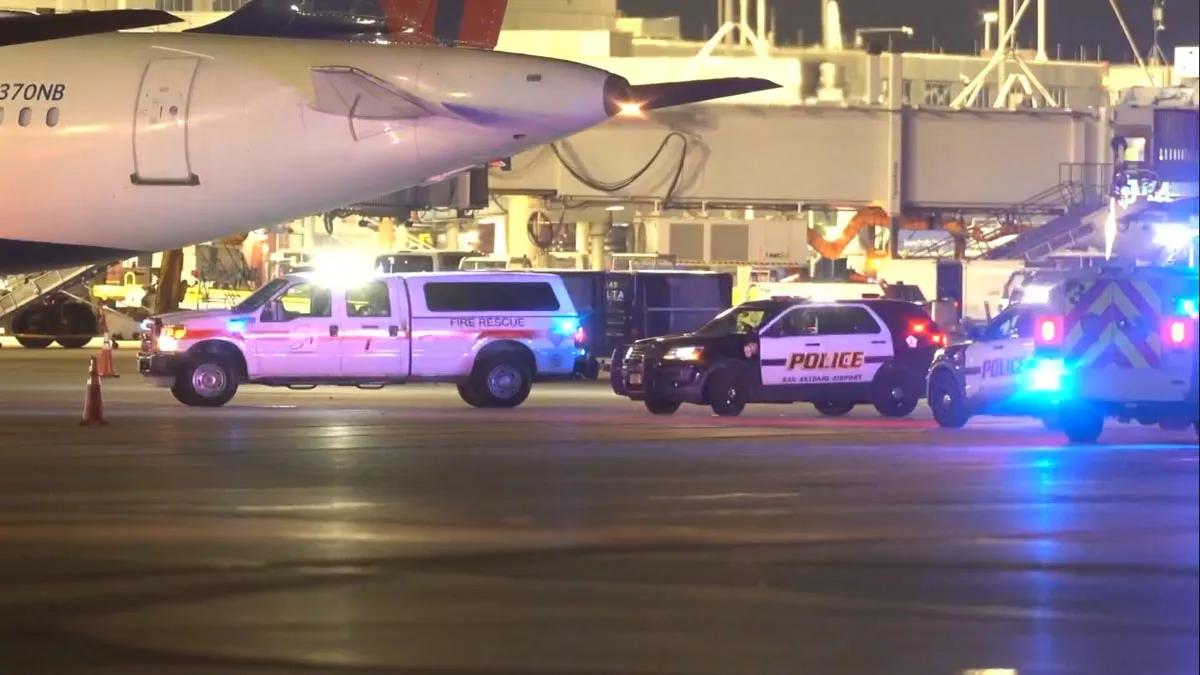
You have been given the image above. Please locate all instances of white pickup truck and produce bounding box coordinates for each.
[138,272,583,408]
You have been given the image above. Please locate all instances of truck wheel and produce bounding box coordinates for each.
[644,398,681,415]
[15,336,53,349]
[457,383,485,408]
[55,336,91,349]
[469,355,532,408]
[1061,404,1104,444]
[707,366,749,417]
[928,372,969,428]
[610,346,629,395]
[873,369,920,418]
[171,356,238,407]
[814,401,855,417]
[581,358,601,381]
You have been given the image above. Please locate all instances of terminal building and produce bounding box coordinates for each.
[2,0,1198,337]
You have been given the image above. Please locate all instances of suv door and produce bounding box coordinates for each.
[252,281,341,378]
[340,279,409,379]
[965,308,1034,401]
[760,306,825,386]
[814,304,892,386]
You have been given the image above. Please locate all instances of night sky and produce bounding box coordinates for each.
[617,0,1200,63]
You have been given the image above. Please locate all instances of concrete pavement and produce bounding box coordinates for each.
[0,346,1195,674]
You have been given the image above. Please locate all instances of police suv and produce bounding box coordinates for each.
[611,299,945,417]
[927,303,1045,428]
[138,272,583,408]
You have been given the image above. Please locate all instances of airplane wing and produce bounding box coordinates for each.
[310,66,440,120]
[0,9,181,47]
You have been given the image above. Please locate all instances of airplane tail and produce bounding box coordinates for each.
[192,0,507,49]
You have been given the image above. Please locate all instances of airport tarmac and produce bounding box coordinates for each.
[0,343,1196,674]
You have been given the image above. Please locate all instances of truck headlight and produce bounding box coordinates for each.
[158,325,187,352]
[665,345,704,361]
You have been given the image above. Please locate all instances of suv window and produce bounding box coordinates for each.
[815,306,881,335]
[346,281,391,318]
[774,308,819,337]
[263,282,331,322]
[424,282,560,312]
[982,309,1034,341]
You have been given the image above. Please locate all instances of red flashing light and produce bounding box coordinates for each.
[574,326,586,347]
[931,332,946,346]
[1036,315,1064,346]
[910,321,928,334]
[1162,316,1194,348]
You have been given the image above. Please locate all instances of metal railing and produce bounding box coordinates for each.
[0,266,101,321]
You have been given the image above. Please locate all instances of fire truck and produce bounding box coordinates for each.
[931,264,1198,442]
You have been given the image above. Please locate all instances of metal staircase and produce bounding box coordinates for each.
[0,265,106,322]
[982,198,1107,261]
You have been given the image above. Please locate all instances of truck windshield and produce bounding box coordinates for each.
[232,278,289,314]
[694,305,770,336]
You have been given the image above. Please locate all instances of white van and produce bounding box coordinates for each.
[138,272,582,408]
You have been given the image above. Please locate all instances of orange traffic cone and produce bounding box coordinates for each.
[80,357,109,426]
[97,312,119,378]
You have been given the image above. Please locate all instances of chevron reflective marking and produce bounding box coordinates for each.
[1065,279,1164,369]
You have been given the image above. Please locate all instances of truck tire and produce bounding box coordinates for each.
[610,346,629,395]
[1061,404,1104,443]
[55,336,91,349]
[873,368,920,418]
[707,365,749,417]
[15,336,53,349]
[814,401,855,417]
[644,398,681,415]
[928,371,969,428]
[468,355,532,408]
[457,383,485,408]
[171,356,238,407]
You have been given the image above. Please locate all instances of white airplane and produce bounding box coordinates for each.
[0,1,777,273]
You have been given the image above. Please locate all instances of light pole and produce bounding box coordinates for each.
[982,11,998,53]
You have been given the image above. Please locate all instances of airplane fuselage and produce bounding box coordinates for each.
[0,32,614,270]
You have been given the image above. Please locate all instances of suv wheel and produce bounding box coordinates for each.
[928,371,968,428]
[468,355,532,408]
[873,369,920,418]
[814,401,855,417]
[1061,403,1104,443]
[171,356,238,407]
[707,366,749,417]
[644,398,681,415]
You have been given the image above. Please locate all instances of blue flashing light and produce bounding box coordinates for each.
[226,317,251,334]
[1026,358,1067,393]
[1177,298,1198,319]
[554,317,580,335]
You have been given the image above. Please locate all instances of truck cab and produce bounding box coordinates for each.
[139,272,582,408]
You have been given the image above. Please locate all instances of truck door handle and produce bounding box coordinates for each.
[804,342,821,347]
[329,325,339,337]
[389,325,400,337]
[870,340,887,345]
[361,324,380,330]
[992,345,1005,351]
